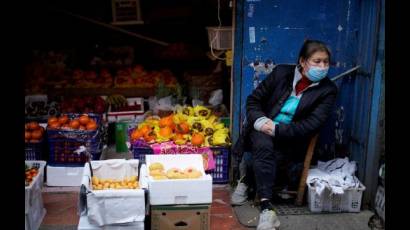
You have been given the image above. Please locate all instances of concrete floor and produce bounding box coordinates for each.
[38,184,373,230]
[37,148,374,229]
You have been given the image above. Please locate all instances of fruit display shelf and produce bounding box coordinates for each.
[47,87,157,98]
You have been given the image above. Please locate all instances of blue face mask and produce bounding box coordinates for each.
[306,66,329,82]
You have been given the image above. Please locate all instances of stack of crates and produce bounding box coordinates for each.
[25,140,45,160]
[46,114,103,186]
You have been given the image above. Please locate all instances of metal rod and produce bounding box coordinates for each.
[331,65,361,81]
[52,8,169,47]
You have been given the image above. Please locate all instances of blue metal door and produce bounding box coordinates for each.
[231,0,384,206]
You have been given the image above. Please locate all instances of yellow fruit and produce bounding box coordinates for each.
[107,179,113,183]
[99,179,105,184]
[92,176,100,185]
[109,184,116,189]
[130,176,137,182]
[153,175,168,180]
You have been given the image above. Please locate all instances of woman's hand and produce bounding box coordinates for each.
[261,120,274,136]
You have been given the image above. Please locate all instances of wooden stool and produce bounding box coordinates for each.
[278,134,319,206]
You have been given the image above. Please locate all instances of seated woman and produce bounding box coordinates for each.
[231,40,338,230]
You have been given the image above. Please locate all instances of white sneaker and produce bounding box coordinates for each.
[230,181,248,205]
[256,209,281,230]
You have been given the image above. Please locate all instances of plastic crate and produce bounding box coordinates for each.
[307,182,366,213]
[207,147,229,184]
[25,140,44,160]
[206,27,232,50]
[131,145,153,164]
[48,139,102,166]
[47,114,103,166]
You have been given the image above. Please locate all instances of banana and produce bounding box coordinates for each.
[207,115,218,125]
[213,122,225,130]
[212,132,230,146]
[173,113,188,124]
[182,106,194,116]
[200,120,214,136]
[214,128,229,135]
[193,105,211,119]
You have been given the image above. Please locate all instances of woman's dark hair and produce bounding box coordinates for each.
[298,39,331,63]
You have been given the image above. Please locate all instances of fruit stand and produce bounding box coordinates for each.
[24,65,232,230]
[24,8,232,228]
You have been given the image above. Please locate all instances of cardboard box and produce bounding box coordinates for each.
[79,159,147,226]
[151,204,210,230]
[25,161,47,230]
[145,154,213,205]
[46,165,83,186]
[77,215,144,230]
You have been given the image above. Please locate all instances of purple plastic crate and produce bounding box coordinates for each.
[25,139,44,160]
[47,113,103,166]
[207,147,229,184]
[48,139,102,166]
[132,146,154,164]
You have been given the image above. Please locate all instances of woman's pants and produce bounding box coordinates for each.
[249,130,285,200]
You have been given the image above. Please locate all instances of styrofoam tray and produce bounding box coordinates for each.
[145,154,212,205]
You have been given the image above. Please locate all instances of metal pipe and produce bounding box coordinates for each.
[331,65,361,81]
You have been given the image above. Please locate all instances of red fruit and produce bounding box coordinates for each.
[25,131,32,140]
[79,115,90,125]
[58,115,69,125]
[69,120,80,129]
[86,121,97,131]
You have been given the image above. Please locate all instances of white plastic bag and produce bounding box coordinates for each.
[208,89,223,106]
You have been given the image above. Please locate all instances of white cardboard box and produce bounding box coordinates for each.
[79,159,147,226]
[46,165,84,187]
[145,154,213,205]
[78,215,144,230]
[25,161,47,230]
